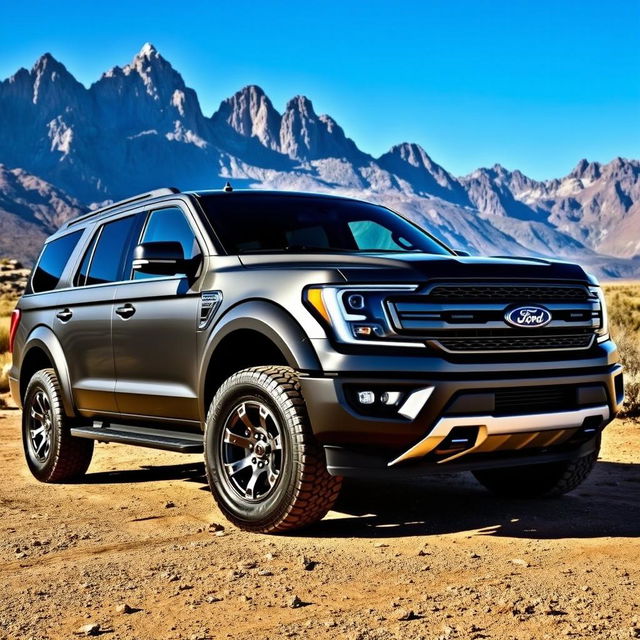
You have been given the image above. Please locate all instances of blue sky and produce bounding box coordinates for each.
[1,0,638,179]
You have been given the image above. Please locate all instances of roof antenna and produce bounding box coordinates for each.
[223,181,233,193]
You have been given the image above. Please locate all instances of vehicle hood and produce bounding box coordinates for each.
[238,252,591,283]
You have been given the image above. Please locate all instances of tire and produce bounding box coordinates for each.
[22,368,94,483]
[472,438,600,499]
[204,366,342,533]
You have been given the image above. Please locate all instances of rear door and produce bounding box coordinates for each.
[53,213,141,414]
[112,205,203,423]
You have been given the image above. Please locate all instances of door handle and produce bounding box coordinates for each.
[56,308,73,322]
[115,304,136,319]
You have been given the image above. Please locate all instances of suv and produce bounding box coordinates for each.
[8,187,624,533]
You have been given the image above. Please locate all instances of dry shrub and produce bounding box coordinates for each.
[604,283,640,418]
[0,351,11,393]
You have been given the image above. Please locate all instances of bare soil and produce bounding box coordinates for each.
[0,409,638,640]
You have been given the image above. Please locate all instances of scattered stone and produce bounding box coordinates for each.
[208,523,225,533]
[258,569,274,576]
[301,556,317,571]
[289,595,304,608]
[396,608,419,621]
[76,622,100,636]
[374,543,389,548]
[164,501,175,509]
[469,552,481,559]
[206,595,222,603]
[511,558,530,568]
[115,603,134,614]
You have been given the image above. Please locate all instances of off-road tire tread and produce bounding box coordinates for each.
[473,443,599,498]
[205,366,342,533]
[24,369,94,483]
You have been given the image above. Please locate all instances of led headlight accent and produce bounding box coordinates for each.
[589,285,609,343]
[305,285,426,348]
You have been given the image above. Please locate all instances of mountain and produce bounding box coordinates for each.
[0,44,638,277]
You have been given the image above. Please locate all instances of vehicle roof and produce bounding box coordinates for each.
[53,188,376,239]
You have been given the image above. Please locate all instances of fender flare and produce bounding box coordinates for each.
[20,326,76,417]
[198,300,322,414]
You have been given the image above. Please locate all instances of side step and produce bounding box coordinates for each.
[70,423,204,453]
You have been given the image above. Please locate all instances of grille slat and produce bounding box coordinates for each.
[428,285,588,302]
[435,334,593,352]
[494,385,576,414]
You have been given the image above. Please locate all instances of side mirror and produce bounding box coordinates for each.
[132,241,186,276]
[454,249,471,257]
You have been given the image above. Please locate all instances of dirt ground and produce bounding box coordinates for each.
[0,409,638,640]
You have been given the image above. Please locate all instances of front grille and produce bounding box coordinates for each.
[494,385,577,414]
[435,334,594,353]
[387,281,600,354]
[428,285,589,302]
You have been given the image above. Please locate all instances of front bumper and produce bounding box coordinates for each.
[300,362,623,476]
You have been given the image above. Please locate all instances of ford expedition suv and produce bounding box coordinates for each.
[8,187,624,533]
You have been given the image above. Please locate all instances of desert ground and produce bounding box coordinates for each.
[0,408,638,640]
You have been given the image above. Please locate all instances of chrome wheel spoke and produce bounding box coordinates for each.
[223,428,252,450]
[30,407,45,422]
[30,425,46,438]
[224,455,253,477]
[245,466,264,497]
[272,435,282,451]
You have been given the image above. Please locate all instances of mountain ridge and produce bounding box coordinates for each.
[0,44,638,276]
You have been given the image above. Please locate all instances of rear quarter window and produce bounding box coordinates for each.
[31,230,83,293]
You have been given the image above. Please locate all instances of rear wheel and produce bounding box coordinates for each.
[473,439,600,498]
[22,368,94,483]
[204,366,342,533]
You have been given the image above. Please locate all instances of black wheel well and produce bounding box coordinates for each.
[20,347,54,401]
[204,330,290,412]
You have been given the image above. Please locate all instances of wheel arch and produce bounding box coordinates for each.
[199,300,321,423]
[19,326,76,417]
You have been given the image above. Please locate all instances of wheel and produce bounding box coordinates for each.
[22,368,94,483]
[473,438,600,498]
[204,366,342,533]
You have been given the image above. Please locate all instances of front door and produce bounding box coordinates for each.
[112,206,203,423]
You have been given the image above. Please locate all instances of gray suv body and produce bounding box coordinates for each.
[9,187,624,532]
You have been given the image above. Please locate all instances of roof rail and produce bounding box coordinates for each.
[65,187,181,228]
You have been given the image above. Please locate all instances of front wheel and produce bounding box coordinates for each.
[473,439,600,498]
[204,366,342,533]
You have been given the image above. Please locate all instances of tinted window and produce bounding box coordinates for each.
[134,207,200,280]
[31,231,83,293]
[197,194,452,256]
[74,230,99,287]
[86,216,137,285]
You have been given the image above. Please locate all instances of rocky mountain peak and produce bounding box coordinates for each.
[378,142,468,203]
[214,85,281,151]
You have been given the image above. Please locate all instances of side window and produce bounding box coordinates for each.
[84,215,138,286]
[31,230,83,293]
[74,229,99,287]
[134,207,200,280]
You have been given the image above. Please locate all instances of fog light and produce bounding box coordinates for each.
[357,391,376,405]
[380,391,402,405]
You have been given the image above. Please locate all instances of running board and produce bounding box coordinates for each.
[70,423,204,453]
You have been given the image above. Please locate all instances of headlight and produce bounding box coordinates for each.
[589,285,609,342]
[304,285,426,348]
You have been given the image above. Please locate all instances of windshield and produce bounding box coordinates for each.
[197,194,453,256]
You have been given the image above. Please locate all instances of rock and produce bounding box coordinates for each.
[208,523,225,533]
[374,543,388,548]
[115,603,134,614]
[396,608,418,621]
[511,558,530,567]
[164,501,175,509]
[258,569,274,576]
[77,622,100,636]
[469,552,481,559]
[289,595,303,608]
[301,556,317,571]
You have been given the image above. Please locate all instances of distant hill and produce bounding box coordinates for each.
[0,43,638,277]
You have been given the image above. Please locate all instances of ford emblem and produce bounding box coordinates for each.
[504,305,552,328]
